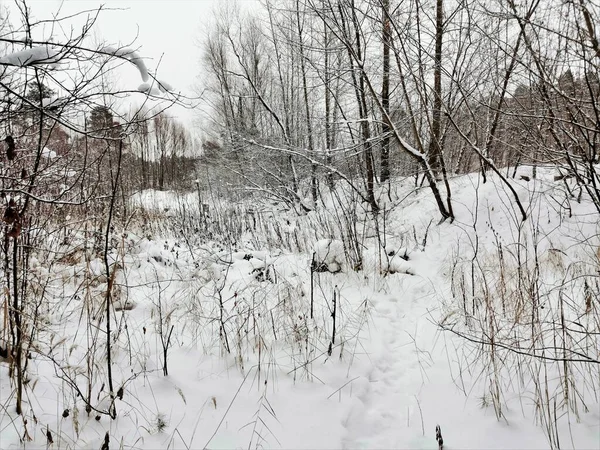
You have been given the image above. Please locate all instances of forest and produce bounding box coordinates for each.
[0,0,599,449]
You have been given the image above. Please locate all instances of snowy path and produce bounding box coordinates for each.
[342,273,439,449]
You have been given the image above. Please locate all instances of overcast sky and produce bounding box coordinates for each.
[4,0,258,127]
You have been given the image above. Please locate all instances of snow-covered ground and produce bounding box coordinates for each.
[1,168,599,449]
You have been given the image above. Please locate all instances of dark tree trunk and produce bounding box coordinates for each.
[428,0,444,179]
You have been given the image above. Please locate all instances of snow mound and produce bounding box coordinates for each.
[312,239,345,273]
[382,246,419,275]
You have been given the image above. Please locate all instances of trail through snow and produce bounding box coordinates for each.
[338,172,600,450]
[340,251,444,449]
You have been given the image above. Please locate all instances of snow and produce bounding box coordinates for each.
[313,239,345,273]
[41,96,67,109]
[0,45,62,66]
[137,83,162,95]
[1,167,599,450]
[101,45,149,82]
[0,44,175,97]
[41,147,57,159]
[138,80,174,96]
[41,97,55,107]
[157,79,173,93]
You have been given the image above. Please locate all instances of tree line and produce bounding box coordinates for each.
[200,0,600,220]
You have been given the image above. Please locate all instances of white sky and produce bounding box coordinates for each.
[3,0,259,128]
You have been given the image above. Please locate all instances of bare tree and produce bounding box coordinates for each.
[0,0,180,419]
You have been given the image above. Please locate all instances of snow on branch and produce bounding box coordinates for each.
[100,45,149,82]
[137,79,174,95]
[100,46,175,95]
[0,42,176,97]
[0,44,63,66]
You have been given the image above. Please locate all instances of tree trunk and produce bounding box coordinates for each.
[428,0,444,179]
[346,1,378,213]
[324,20,334,189]
[296,0,318,207]
[380,0,391,182]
